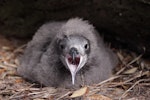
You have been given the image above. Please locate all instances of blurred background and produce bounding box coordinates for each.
[0,0,150,57]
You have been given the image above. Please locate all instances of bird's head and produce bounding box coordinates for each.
[58,35,90,84]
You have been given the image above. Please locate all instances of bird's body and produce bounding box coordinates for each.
[17,18,118,88]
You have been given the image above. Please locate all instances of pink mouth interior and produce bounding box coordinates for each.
[68,57,80,66]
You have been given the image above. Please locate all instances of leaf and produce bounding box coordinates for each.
[2,46,12,51]
[15,58,20,66]
[85,94,112,100]
[33,99,45,100]
[0,68,6,74]
[70,86,88,98]
[15,78,24,83]
[124,67,138,74]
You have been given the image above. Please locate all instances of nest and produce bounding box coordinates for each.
[0,35,149,100]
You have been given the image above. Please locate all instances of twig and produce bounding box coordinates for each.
[0,64,8,69]
[110,71,149,88]
[9,84,36,99]
[56,91,72,100]
[116,54,143,75]
[123,71,149,83]
[96,75,122,86]
[116,66,126,75]
[13,44,26,54]
[127,54,143,66]
[3,62,17,68]
[119,79,150,100]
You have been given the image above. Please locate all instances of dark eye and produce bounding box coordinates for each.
[84,44,89,49]
[60,44,65,49]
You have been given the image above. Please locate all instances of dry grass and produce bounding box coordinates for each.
[0,35,149,100]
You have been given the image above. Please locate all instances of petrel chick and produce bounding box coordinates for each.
[17,18,118,88]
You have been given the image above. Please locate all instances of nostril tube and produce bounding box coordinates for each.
[69,47,78,59]
[69,47,78,55]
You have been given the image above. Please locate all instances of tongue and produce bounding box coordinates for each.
[68,57,80,65]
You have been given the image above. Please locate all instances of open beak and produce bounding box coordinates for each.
[65,48,87,84]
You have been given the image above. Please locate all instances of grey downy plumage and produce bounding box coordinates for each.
[17,18,118,88]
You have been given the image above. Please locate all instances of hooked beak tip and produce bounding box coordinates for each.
[64,54,87,85]
[71,71,76,85]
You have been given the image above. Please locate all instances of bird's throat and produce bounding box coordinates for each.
[68,57,80,66]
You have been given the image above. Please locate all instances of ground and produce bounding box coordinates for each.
[0,35,149,100]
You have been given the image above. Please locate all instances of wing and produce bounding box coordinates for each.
[17,22,64,83]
